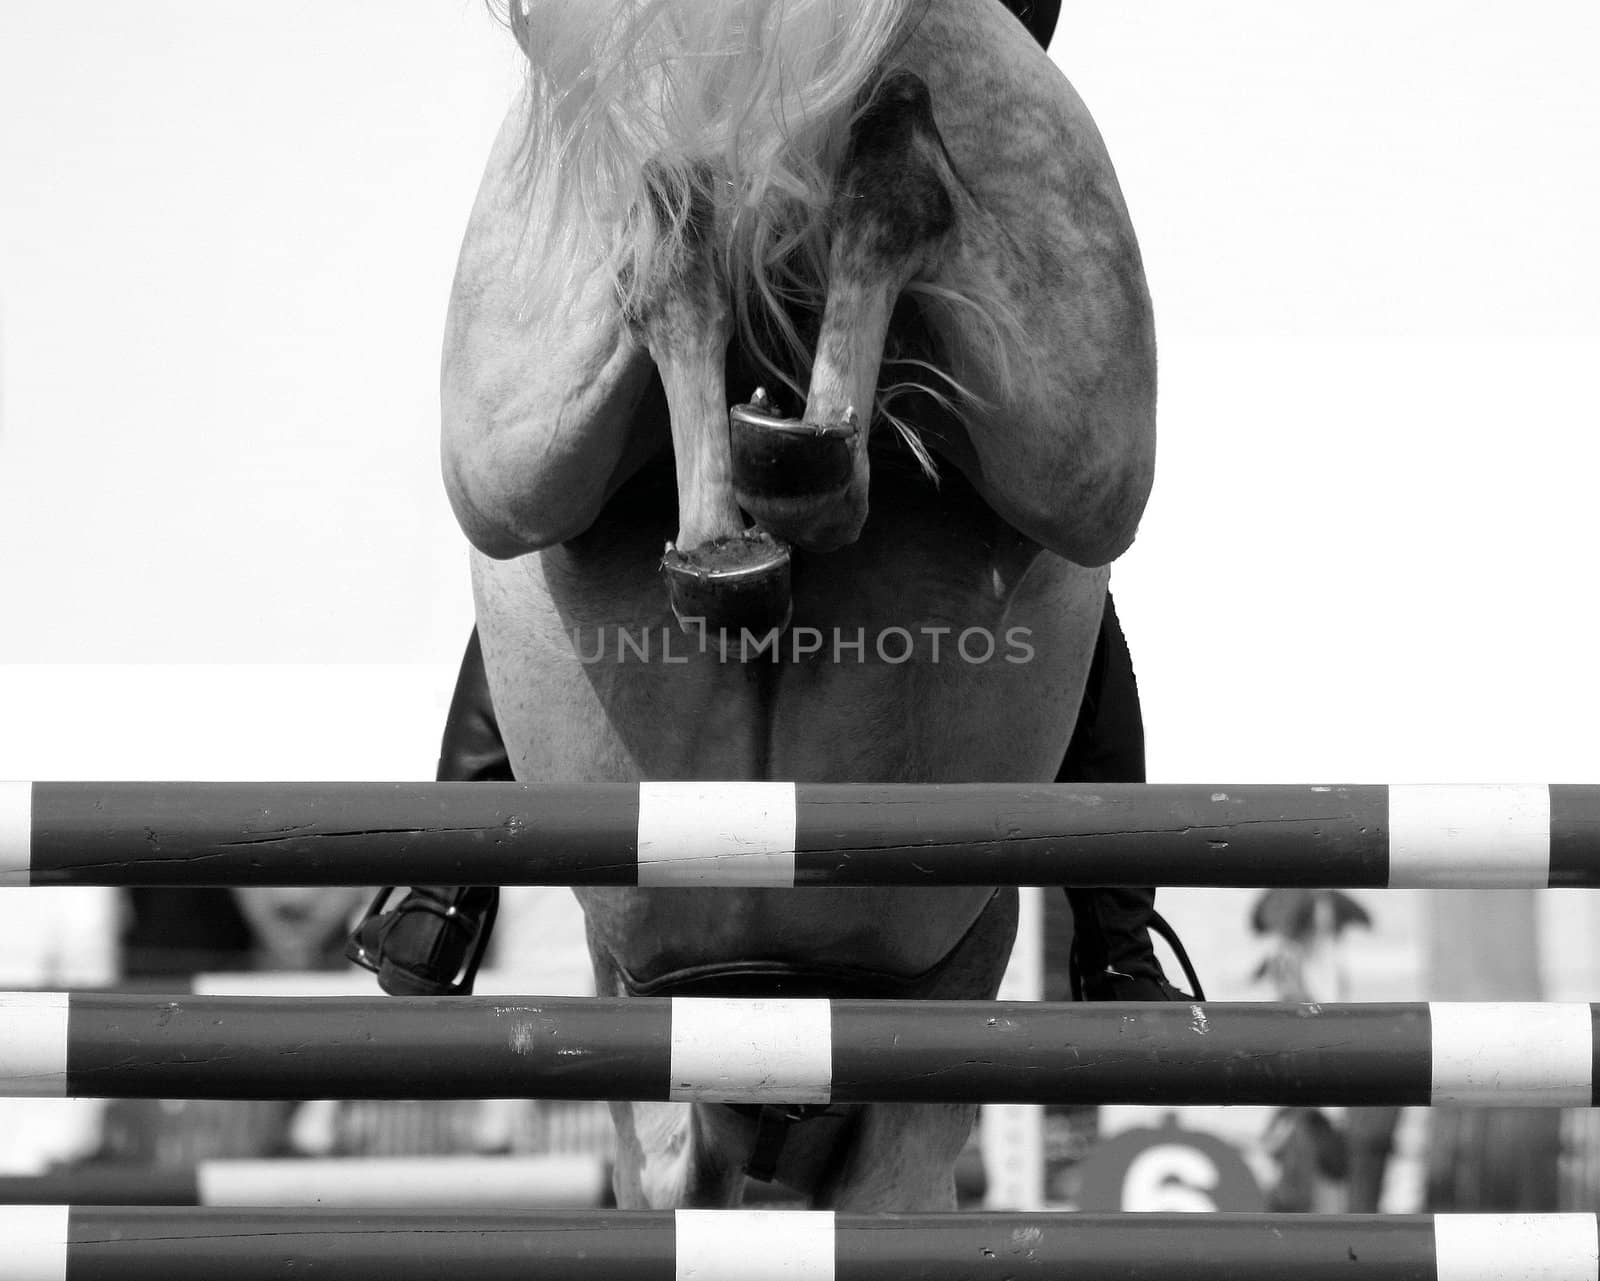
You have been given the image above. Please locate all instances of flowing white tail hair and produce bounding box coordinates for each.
[499,0,1013,446]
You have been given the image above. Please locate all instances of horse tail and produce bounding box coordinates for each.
[498,0,1018,454]
[500,0,908,327]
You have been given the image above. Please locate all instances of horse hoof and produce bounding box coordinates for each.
[660,529,793,645]
[730,394,857,537]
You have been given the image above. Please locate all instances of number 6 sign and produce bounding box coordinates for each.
[1076,1115,1265,1212]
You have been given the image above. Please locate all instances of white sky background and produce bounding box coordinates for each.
[0,2,522,779]
[2,1,1599,1004]
[2,1,1594,784]
[1069,3,1600,787]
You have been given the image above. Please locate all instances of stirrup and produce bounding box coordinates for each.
[1070,909,1206,1002]
[345,886,500,997]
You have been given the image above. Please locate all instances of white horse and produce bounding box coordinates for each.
[443,0,1155,1210]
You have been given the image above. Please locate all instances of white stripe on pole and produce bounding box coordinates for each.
[637,782,798,886]
[1430,1003,1592,1106]
[0,1204,68,1281]
[1433,1214,1599,1281]
[1388,784,1550,887]
[982,886,1044,1210]
[676,1209,834,1281]
[0,781,31,887]
[0,992,69,1097]
[669,998,831,1103]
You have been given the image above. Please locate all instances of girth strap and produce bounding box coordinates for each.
[613,890,1004,1002]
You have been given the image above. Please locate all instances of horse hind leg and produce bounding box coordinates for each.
[608,1101,750,1209]
[650,76,954,622]
[640,176,793,635]
[732,70,957,553]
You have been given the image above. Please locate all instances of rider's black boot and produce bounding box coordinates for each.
[1065,887,1202,1002]
[1058,597,1202,1003]
[345,631,508,997]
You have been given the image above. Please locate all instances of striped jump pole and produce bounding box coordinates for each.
[3,780,1598,888]
[2,1208,1595,1281]
[4,993,1596,1106]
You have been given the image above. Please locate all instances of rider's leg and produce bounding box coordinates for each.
[1061,594,1196,1001]
[344,630,506,996]
[429,627,516,785]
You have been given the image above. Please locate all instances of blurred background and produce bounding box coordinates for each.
[2,0,1598,1211]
